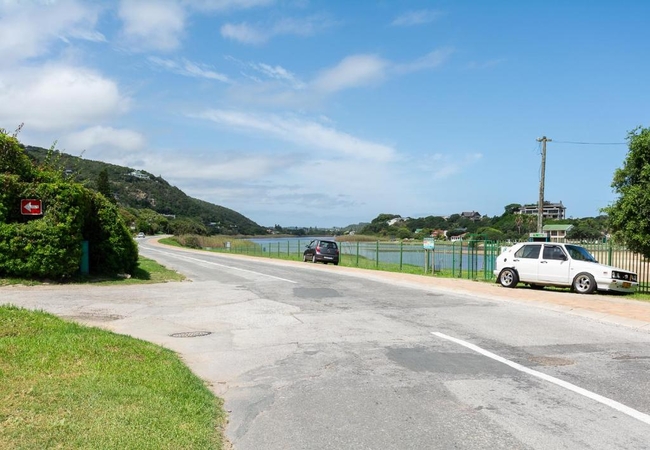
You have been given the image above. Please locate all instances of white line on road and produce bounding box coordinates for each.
[142,247,298,284]
[431,331,650,426]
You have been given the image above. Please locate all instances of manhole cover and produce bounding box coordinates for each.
[169,331,212,338]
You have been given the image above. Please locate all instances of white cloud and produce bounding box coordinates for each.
[183,0,274,11]
[148,57,230,82]
[220,22,267,44]
[0,0,104,62]
[271,16,324,36]
[118,0,186,52]
[393,48,454,74]
[250,62,305,88]
[142,153,289,182]
[0,64,130,131]
[221,14,333,44]
[391,9,442,27]
[62,126,146,156]
[193,109,396,161]
[224,48,453,109]
[419,152,483,180]
[312,55,388,93]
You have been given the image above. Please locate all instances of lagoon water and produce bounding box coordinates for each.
[246,237,489,273]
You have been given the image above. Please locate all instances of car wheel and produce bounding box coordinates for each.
[572,272,596,294]
[303,253,308,262]
[498,268,518,288]
[312,255,317,263]
[333,261,339,266]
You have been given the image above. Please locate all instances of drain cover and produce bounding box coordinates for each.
[170,331,212,338]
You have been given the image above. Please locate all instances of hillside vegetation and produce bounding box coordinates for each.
[24,145,266,236]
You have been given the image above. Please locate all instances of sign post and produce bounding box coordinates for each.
[529,232,548,242]
[21,199,43,216]
[423,238,435,274]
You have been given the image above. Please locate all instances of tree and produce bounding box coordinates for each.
[503,203,522,216]
[396,227,412,239]
[96,169,114,203]
[603,127,650,257]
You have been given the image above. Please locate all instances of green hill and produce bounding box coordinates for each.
[24,146,266,235]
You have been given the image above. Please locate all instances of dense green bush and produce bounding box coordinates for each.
[85,194,138,275]
[0,130,138,279]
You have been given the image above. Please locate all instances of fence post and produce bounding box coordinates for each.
[376,241,379,268]
[356,241,359,267]
[399,240,403,271]
[452,242,456,277]
[608,243,613,266]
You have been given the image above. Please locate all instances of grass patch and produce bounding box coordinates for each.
[0,305,226,450]
[0,256,185,286]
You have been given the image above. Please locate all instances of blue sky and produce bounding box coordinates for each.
[1,0,648,228]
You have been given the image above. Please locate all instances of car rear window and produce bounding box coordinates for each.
[320,241,337,249]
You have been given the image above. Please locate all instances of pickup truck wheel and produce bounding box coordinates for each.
[573,272,596,294]
[499,268,518,288]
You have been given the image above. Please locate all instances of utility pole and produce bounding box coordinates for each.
[536,136,551,233]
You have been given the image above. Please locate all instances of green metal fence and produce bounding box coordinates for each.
[211,239,650,294]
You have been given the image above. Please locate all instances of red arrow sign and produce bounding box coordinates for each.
[21,199,43,215]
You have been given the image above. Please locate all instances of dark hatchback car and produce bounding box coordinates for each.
[303,239,339,265]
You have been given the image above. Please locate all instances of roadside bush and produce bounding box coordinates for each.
[0,220,81,278]
[85,194,138,275]
[0,130,139,278]
[182,235,202,249]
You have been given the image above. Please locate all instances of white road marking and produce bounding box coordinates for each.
[431,331,650,426]
[142,247,298,284]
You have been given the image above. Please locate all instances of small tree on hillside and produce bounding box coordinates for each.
[96,169,114,203]
[603,126,650,257]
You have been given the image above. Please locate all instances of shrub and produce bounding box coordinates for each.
[0,130,138,278]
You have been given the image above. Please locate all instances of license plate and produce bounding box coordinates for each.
[622,282,631,288]
[324,256,333,260]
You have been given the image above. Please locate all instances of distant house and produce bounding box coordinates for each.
[128,170,150,180]
[430,229,445,238]
[460,211,482,221]
[542,224,574,242]
[387,216,411,226]
[519,202,566,220]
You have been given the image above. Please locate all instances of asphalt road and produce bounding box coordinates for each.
[3,238,650,449]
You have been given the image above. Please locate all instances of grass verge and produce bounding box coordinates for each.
[0,256,185,286]
[0,305,226,449]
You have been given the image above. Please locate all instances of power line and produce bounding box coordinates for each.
[552,140,626,145]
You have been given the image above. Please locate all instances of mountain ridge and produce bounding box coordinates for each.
[24,145,266,235]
